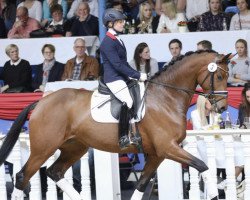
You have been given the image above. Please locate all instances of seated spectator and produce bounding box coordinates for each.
[0,44,32,93]
[129,42,159,76]
[200,0,230,31]
[61,38,99,81]
[66,2,99,37]
[8,6,40,38]
[67,0,99,19]
[1,0,16,32]
[197,40,213,50]
[157,0,186,33]
[177,0,209,20]
[228,39,250,86]
[163,39,183,67]
[32,44,64,92]
[135,2,159,34]
[230,0,250,30]
[42,0,68,25]
[44,4,71,36]
[17,0,42,22]
[0,16,6,38]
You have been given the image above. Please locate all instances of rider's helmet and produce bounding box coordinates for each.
[102,8,126,27]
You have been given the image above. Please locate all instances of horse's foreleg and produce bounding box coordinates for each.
[131,155,163,200]
[164,143,218,200]
[46,138,88,200]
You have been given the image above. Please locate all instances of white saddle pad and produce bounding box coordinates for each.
[91,82,146,123]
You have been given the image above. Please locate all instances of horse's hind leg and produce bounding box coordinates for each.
[46,138,88,200]
[131,155,164,200]
[163,142,218,200]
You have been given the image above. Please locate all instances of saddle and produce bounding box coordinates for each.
[98,79,141,120]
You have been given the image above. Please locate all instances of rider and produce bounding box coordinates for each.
[100,8,148,149]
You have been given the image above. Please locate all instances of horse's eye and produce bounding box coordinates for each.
[217,75,223,81]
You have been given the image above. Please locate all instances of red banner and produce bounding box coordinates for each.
[0,87,243,120]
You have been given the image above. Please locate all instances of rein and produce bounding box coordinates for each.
[146,58,229,105]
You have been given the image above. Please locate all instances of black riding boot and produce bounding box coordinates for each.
[118,102,130,149]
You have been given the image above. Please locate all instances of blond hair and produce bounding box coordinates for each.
[162,0,177,19]
[139,2,153,23]
[5,44,18,56]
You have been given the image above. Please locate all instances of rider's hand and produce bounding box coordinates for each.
[139,73,147,82]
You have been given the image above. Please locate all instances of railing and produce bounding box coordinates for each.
[1,129,250,200]
[158,129,250,200]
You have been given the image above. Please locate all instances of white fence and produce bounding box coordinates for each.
[1,129,250,200]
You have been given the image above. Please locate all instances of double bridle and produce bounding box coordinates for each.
[146,57,229,106]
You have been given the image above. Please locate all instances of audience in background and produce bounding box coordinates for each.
[230,0,250,30]
[42,0,68,24]
[163,38,183,67]
[129,42,159,76]
[135,2,159,34]
[17,0,42,22]
[228,39,250,86]
[177,0,209,20]
[61,38,99,81]
[44,4,71,36]
[238,82,250,126]
[200,0,230,31]
[197,40,213,50]
[0,44,32,93]
[66,2,99,37]
[32,44,64,92]
[8,6,41,38]
[67,0,99,19]
[157,0,185,33]
[1,0,16,32]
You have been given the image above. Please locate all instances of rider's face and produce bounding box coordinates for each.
[113,20,125,32]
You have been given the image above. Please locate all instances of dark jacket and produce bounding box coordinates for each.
[70,14,99,36]
[100,32,140,83]
[32,61,65,90]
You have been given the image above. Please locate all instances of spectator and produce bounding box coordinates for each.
[32,44,64,92]
[67,0,98,19]
[129,42,159,76]
[156,0,186,33]
[228,39,250,86]
[200,0,230,31]
[135,2,159,33]
[66,2,99,37]
[61,38,99,81]
[177,0,209,20]
[8,6,41,38]
[230,0,250,30]
[42,0,68,25]
[0,44,32,93]
[0,16,6,37]
[17,0,42,22]
[239,83,250,126]
[163,39,183,67]
[44,4,71,36]
[197,40,213,50]
[1,0,16,32]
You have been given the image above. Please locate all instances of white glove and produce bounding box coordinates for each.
[139,73,147,82]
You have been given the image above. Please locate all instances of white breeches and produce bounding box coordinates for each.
[106,80,133,109]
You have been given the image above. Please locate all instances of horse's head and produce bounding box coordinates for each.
[197,53,231,113]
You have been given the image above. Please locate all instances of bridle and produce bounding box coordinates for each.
[147,54,230,107]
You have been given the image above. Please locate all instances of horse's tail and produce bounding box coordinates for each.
[0,101,38,166]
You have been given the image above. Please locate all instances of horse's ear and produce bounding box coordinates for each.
[221,53,232,64]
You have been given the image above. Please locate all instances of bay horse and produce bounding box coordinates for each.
[0,50,230,200]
